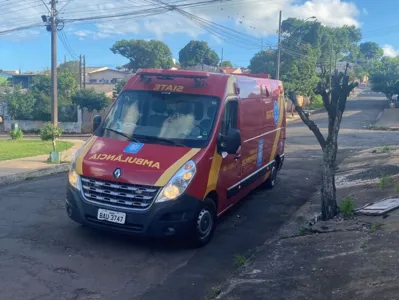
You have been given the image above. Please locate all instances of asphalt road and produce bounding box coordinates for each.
[0,93,395,300]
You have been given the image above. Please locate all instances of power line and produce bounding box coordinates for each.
[58,0,73,12]
[59,30,79,59]
[40,0,51,13]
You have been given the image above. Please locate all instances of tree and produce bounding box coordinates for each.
[280,45,319,98]
[289,66,358,220]
[220,61,233,68]
[110,39,174,71]
[369,57,399,100]
[248,50,276,75]
[113,80,126,98]
[72,89,111,113]
[28,70,78,121]
[179,41,219,67]
[0,77,8,87]
[29,75,51,121]
[3,85,36,120]
[359,42,384,61]
[58,61,81,85]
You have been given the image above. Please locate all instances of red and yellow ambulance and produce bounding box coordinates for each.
[67,69,286,246]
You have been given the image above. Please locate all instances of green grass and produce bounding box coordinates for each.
[339,197,355,218]
[377,174,394,189]
[0,140,73,161]
[234,254,248,268]
[370,222,384,233]
[382,145,393,152]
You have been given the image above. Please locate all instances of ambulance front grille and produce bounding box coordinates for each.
[80,176,160,210]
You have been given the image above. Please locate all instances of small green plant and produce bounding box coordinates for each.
[234,254,247,268]
[10,128,23,140]
[205,287,221,300]
[339,197,355,218]
[377,174,394,189]
[395,183,399,192]
[370,222,383,233]
[40,122,63,152]
[299,226,307,235]
[360,241,367,249]
[382,145,392,152]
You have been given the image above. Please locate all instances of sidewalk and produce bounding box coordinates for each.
[372,108,399,130]
[217,146,399,300]
[0,139,85,185]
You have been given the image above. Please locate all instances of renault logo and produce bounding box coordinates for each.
[113,168,121,179]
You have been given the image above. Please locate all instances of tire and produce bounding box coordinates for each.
[190,198,217,248]
[263,163,277,189]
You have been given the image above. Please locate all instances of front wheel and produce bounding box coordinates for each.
[190,198,217,248]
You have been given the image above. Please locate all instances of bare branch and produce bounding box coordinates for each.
[288,91,326,149]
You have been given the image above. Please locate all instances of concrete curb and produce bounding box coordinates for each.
[0,163,69,186]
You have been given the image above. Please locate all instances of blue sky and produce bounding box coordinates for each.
[0,0,398,72]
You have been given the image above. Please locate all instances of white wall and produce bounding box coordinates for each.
[86,70,132,84]
[4,119,82,133]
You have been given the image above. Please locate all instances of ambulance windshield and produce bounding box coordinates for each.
[98,91,220,148]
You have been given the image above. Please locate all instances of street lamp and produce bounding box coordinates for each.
[277,15,317,79]
[288,16,317,39]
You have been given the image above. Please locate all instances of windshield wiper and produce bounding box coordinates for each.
[103,127,140,143]
[137,135,186,147]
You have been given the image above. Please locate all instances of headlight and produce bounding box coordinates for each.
[68,153,81,190]
[155,160,196,202]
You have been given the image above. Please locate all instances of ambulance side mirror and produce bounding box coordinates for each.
[218,128,241,155]
[92,115,102,133]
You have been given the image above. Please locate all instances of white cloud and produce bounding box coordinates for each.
[0,0,361,42]
[383,44,399,57]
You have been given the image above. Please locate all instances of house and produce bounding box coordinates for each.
[219,67,243,74]
[11,71,49,89]
[12,73,41,89]
[85,67,132,84]
[184,64,220,72]
[0,70,19,79]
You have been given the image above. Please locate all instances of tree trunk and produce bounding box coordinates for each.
[321,142,338,220]
[52,139,56,152]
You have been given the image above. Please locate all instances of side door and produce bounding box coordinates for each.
[216,99,242,212]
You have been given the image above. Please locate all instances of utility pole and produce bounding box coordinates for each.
[329,40,333,103]
[64,54,66,64]
[220,48,224,66]
[83,55,86,89]
[276,10,282,80]
[79,54,82,89]
[51,0,58,126]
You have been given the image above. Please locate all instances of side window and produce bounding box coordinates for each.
[221,100,238,136]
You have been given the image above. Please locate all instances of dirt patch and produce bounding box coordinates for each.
[346,164,399,181]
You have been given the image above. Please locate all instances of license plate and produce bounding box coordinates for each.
[97,209,126,224]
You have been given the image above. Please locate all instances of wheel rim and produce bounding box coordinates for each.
[197,208,213,238]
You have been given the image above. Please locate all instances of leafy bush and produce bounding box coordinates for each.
[10,128,23,140]
[309,95,324,109]
[40,122,63,151]
[339,197,355,218]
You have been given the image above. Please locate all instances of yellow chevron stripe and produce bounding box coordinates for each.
[265,86,285,179]
[155,148,201,186]
[204,149,223,198]
[75,136,97,175]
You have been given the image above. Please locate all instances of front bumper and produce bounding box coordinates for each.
[66,184,204,237]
